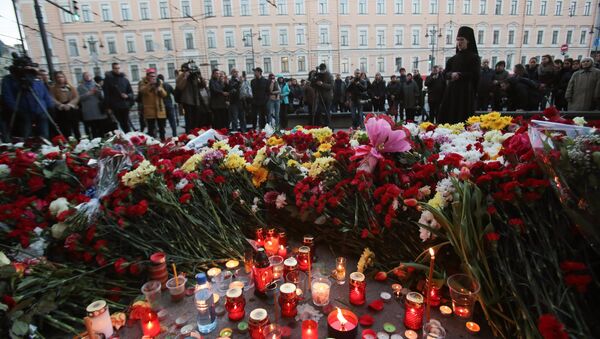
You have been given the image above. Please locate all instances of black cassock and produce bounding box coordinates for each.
[438,50,480,124]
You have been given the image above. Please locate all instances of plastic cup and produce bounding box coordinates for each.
[141,280,162,310]
[447,274,480,319]
[166,276,187,303]
[234,268,254,291]
[286,270,307,301]
[214,270,233,297]
[311,277,331,306]
[269,255,284,280]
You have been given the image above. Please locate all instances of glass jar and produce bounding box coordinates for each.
[255,228,265,247]
[279,283,298,318]
[225,288,246,321]
[424,278,442,307]
[404,292,425,330]
[296,246,311,272]
[248,308,270,339]
[303,235,315,261]
[349,272,366,306]
[283,257,298,278]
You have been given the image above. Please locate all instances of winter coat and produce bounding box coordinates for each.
[1,75,54,118]
[209,78,228,110]
[50,83,79,107]
[102,71,133,110]
[289,84,304,106]
[386,81,402,102]
[346,78,368,104]
[478,67,495,95]
[537,63,557,87]
[251,76,270,106]
[413,74,424,91]
[368,79,387,100]
[526,65,539,81]
[311,71,334,102]
[77,81,106,121]
[280,82,290,105]
[504,77,537,110]
[333,79,347,103]
[401,80,420,109]
[138,78,167,119]
[425,73,445,103]
[162,81,175,107]
[175,72,203,107]
[565,68,600,111]
[227,76,242,104]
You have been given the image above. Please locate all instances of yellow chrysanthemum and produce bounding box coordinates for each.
[223,153,247,171]
[212,140,231,151]
[252,146,268,167]
[318,143,333,153]
[246,164,269,187]
[466,116,481,125]
[287,159,300,168]
[427,192,444,210]
[419,121,434,131]
[308,157,336,178]
[313,151,322,158]
[309,127,333,143]
[180,154,203,173]
[302,162,312,169]
[438,123,465,134]
[267,136,285,146]
[122,160,156,187]
[357,248,375,273]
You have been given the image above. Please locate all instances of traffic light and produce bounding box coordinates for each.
[71,0,80,21]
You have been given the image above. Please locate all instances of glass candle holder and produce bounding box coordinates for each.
[302,319,318,339]
[264,228,280,256]
[333,257,347,285]
[86,300,114,338]
[166,276,187,303]
[269,255,284,280]
[225,287,246,321]
[297,246,311,271]
[285,270,307,301]
[263,323,283,339]
[249,308,270,339]
[404,292,425,330]
[214,270,234,297]
[234,268,255,291]
[141,280,162,311]
[349,272,366,306]
[278,230,287,247]
[327,308,358,339]
[265,281,279,305]
[311,277,332,306]
[303,235,315,261]
[279,283,298,318]
[447,274,480,319]
[424,319,446,339]
[244,249,254,273]
[424,278,442,307]
[283,257,298,278]
[255,228,265,247]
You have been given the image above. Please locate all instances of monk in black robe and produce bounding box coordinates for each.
[439,26,480,124]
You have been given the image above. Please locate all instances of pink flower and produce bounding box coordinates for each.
[275,193,287,209]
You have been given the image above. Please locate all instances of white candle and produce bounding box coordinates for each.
[311,280,331,306]
[86,300,114,338]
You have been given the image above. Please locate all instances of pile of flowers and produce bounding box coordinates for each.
[0,111,598,338]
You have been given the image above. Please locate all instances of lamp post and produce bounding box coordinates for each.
[242,28,261,72]
[425,26,443,70]
[82,36,104,76]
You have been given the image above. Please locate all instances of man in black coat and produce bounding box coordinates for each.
[478,59,494,110]
[346,69,368,128]
[103,62,134,132]
[491,61,509,110]
[386,75,402,121]
[369,73,387,113]
[228,68,244,131]
[209,69,230,129]
[554,59,573,111]
[310,63,333,126]
[500,77,539,111]
[250,67,270,129]
[525,57,539,81]
[332,73,347,113]
[425,66,445,123]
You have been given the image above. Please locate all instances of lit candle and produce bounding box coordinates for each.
[349,272,366,306]
[302,319,318,339]
[333,257,347,285]
[311,278,332,306]
[327,308,358,339]
[279,283,298,318]
[226,260,240,270]
[391,283,402,299]
[466,321,481,334]
[404,329,418,339]
[229,280,245,290]
[207,267,222,281]
[283,257,298,278]
[403,292,424,330]
[426,247,435,322]
[264,229,280,256]
[225,287,246,321]
[255,228,265,247]
[269,255,284,280]
[278,244,288,258]
[297,246,311,271]
[86,300,114,338]
[439,305,453,317]
[249,308,270,339]
[141,312,161,337]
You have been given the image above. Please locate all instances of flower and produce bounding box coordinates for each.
[317,143,333,153]
[573,117,587,126]
[49,198,70,217]
[275,193,287,209]
[418,210,441,242]
[308,157,336,178]
[309,127,333,143]
[180,154,203,173]
[537,314,568,339]
[246,164,269,187]
[223,153,247,171]
[50,222,69,239]
[121,160,156,187]
[0,164,10,177]
[357,247,375,273]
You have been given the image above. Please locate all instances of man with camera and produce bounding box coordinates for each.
[103,63,134,132]
[346,69,368,129]
[138,68,168,140]
[309,63,333,127]
[176,61,210,132]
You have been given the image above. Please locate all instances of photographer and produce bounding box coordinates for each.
[346,69,368,129]
[176,61,210,132]
[139,68,167,140]
[78,72,110,138]
[309,63,333,126]
[50,71,80,138]
[103,63,134,132]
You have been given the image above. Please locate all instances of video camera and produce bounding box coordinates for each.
[186,59,201,76]
[6,52,39,89]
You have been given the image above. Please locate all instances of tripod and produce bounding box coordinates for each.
[8,83,63,139]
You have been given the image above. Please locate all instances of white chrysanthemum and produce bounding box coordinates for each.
[435,178,455,204]
[404,122,420,136]
[176,178,189,190]
[573,117,587,126]
[0,164,10,178]
[49,197,70,217]
[41,145,60,155]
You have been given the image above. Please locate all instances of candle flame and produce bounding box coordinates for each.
[336,307,348,326]
[429,247,435,257]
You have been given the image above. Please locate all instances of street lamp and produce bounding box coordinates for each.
[425,26,443,70]
[242,28,261,72]
[82,36,104,76]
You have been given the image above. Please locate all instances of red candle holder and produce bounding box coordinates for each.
[253,248,274,296]
[278,230,288,247]
[225,287,246,321]
[297,246,311,271]
[404,292,425,330]
[265,229,280,256]
[424,279,441,307]
[349,272,366,306]
[283,257,298,278]
[302,319,318,339]
[249,308,270,339]
[327,308,358,339]
[279,283,298,318]
[141,311,161,337]
[303,235,315,261]
[148,252,168,289]
[255,228,265,247]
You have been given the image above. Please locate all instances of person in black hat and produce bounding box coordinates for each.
[439,26,480,124]
[250,67,270,129]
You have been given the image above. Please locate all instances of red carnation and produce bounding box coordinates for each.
[559,261,587,272]
[538,314,568,339]
[214,175,226,184]
[564,274,592,293]
[486,232,500,241]
[114,258,128,275]
[27,176,45,192]
[179,193,192,204]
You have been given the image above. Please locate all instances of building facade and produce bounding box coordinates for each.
[18,0,599,85]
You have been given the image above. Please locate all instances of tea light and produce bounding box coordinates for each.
[377,332,391,339]
[226,260,240,270]
[157,309,169,321]
[86,300,114,338]
[380,292,392,302]
[466,321,480,334]
[220,327,234,337]
[439,305,452,317]
[278,245,288,258]
[141,312,161,337]
[391,284,402,299]
[180,324,194,335]
[311,277,332,306]
[238,321,249,333]
[349,272,366,306]
[302,319,318,339]
[334,257,347,285]
[229,280,245,290]
[207,267,222,281]
[403,329,418,339]
[327,308,358,339]
[269,255,285,280]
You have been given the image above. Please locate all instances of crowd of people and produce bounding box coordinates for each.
[2,26,600,141]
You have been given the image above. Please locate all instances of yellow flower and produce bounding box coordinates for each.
[121,160,156,187]
[287,159,300,168]
[357,248,375,273]
[467,116,481,125]
[212,140,231,151]
[223,153,247,171]
[246,164,269,187]
[317,143,333,153]
[313,151,322,158]
[438,123,465,134]
[308,157,336,178]
[252,146,267,167]
[427,192,444,210]
[267,136,285,146]
[180,154,203,173]
[309,127,333,143]
[302,162,312,169]
[419,121,434,131]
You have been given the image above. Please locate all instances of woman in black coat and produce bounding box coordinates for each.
[439,26,480,124]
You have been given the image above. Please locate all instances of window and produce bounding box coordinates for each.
[377,0,386,14]
[340,29,349,46]
[412,28,420,46]
[319,27,329,44]
[185,32,194,49]
[521,55,527,64]
[181,0,191,17]
[394,27,404,45]
[395,57,403,71]
[447,0,455,13]
[163,33,173,51]
[259,0,269,15]
[131,65,139,82]
[296,0,306,14]
[510,0,517,14]
[281,57,289,73]
[207,31,216,48]
[412,56,419,70]
[540,1,547,15]
[62,4,74,23]
[148,63,157,72]
[159,1,169,18]
[376,29,386,47]
[277,0,288,14]
[412,0,421,13]
[68,39,78,57]
[82,5,92,22]
[241,0,251,15]
[566,30,573,44]
[523,30,529,44]
[318,0,328,14]
[204,0,214,16]
[377,57,385,72]
[278,28,288,45]
[477,30,484,45]
[569,1,576,16]
[508,30,515,44]
[245,58,253,74]
[359,0,368,14]
[144,35,154,51]
[359,28,368,46]
[210,60,219,71]
[395,0,404,13]
[264,57,272,73]
[101,4,111,21]
[525,0,532,14]
[494,0,502,14]
[225,31,235,48]
[555,0,562,15]
[167,63,175,79]
[298,56,306,71]
[360,57,367,72]
[479,0,487,14]
[580,30,587,44]
[584,1,591,16]
[139,2,150,19]
[126,35,135,53]
[429,0,438,13]
[120,3,131,20]
[73,68,83,84]
[223,0,232,16]
[537,30,544,44]
[491,56,498,67]
[261,29,271,46]
[242,29,251,46]
[552,30,559,44]
[228,59,236,72]
[463,0,471,13]
[107,37,117,54]
[341,58,349,73]
[296,27,306,45]
[87,38,98,54]
[493,30,500,45]
[507,53,513,69]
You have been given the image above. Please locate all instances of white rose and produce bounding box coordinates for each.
[51,222,69,239]
[49,198,70,217]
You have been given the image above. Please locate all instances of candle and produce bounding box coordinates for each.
[148,252,168,289]
[264,228,280,256]
[303,235,316,261]
[302,319,318,339]
[253,248,274,297]
[255,228,265,247]
[439,305,453,317]
[279,283,299,318]
[249,308,270,339]
[269,255,285,280]
[327,308,358,339]
[466,321,481,334]
[278,245,288,258]
[403,329,418,339]
[403,292,424,330]
[264,324,283,339]
[349,272,366,306]
[311,277,332,306]
[226,260,240,270]
[207,267,222,281]
[225,287,246,321]
[297,246,311,271]
[426,247,435,322]
[333,257,347,285]
[391,283,402,299]
[86,300,114,338]
[283,257,298,278]
[426,279,441,307]
[244,249,254,273]
[141,312,161,337]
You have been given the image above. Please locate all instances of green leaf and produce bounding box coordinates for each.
[0,302,8,312]
[10,320,29,336]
